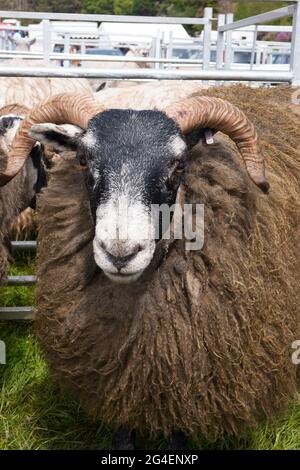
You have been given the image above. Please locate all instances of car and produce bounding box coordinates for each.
[272,53,290,65]
[86,48,125,56]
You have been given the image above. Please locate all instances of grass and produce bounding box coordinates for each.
[0,253,300,450]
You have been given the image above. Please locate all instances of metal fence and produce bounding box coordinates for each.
[0,241,36,319]
[0,3,299,83]
[0,3,300,320]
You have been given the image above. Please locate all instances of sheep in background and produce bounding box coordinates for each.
[0,63,92,108]
[0,97,77,279]
[0,73,92,277]
[10,206,35,241]
[94,80,208,109]
[81,46,151,91]
[1,85,299,449]
[0,104,46,279]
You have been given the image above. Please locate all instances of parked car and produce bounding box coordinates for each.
[272,53,290,65]
[86,48,125,56]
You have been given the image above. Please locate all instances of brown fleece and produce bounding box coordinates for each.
[0,104,29,278]
[36,86,300,440]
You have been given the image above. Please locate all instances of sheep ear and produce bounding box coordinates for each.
[29,123,84,151]
[0,115,23,135]
[185,128,217,150]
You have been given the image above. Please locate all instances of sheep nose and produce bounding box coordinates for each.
[100,243,142,271]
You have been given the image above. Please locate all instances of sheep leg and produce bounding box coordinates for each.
[168,430,188,450]
[112,426,135,450]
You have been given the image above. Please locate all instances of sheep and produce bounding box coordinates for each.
[1,85,299,449]
[0,63,92,108]
[0,80,204,279]
[0,74,92,277]
[0,101,64,279]
[0,104,46,279]
[94,80,208,109]
[9,207,35,240]
[81,47,151,91]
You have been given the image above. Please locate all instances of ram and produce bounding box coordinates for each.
[0,103,47,280]
[1,86,299,449]
[0,76,93,279]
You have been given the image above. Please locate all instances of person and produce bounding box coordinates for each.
[8,31,36,51]
[275,31,292,42]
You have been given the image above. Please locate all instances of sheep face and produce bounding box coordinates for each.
[30,109,187,283]
[0,115,24,157]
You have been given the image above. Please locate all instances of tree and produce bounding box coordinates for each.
[114,0,134,15]
[131,0,157,16]
[157,0,207,18]
[35,0,83,13]
[82,0,113,14]
[0,0,33,9]
[0,0,83,12]
[235,1,291,23]
[217,0,233,13]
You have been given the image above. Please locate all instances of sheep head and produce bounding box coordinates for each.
[0,105,47,210]
[0,92,269,283]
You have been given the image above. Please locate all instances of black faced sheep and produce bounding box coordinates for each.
[0,69,93,279]
[0,103,47,280]
[1,85,299,448]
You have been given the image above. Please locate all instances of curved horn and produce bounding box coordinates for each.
[0,92,105,186]
[164,96,269,193]
[0,103,29,116]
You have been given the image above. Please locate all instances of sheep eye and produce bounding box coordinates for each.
[174,162,185,176]
[79,154,87,167]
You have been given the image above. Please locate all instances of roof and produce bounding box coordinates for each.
[98,22,191,45]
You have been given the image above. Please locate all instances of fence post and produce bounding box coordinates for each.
[216,14,226,69]
[224,13,234,70]
[1,31,4,51]
[203,7,213,70]
[64,33,71,68]
[250,25,258,70]
[0,340,5,364]
[291,1,300,87]
[42,19,51,66]
[154,29,161,70]
[166,31,173,70]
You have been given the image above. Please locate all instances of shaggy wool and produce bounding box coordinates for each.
[0,105,33,279]
[36,86,300,439]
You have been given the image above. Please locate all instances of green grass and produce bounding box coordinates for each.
[0,253,299,450]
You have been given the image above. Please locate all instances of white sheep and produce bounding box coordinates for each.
[94,80,208,109]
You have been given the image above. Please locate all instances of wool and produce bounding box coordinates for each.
[94,81,208,109]
[0,70,92,109]
[0,104,33,278]
[10,207,35,240]
[0,167,28,278]
[36,86,300,439]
